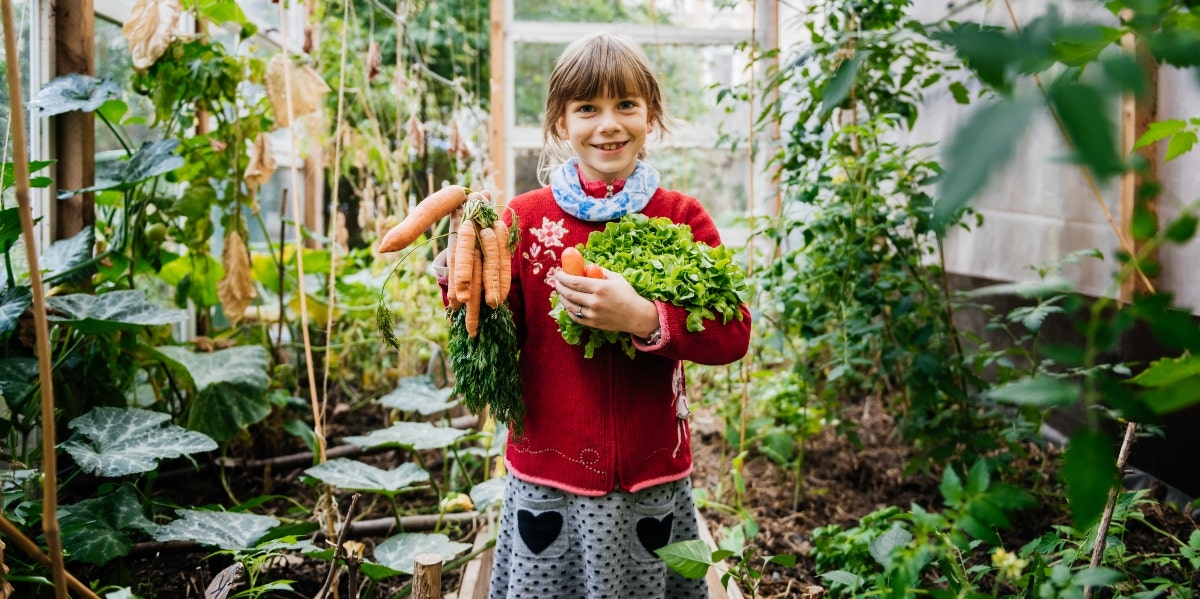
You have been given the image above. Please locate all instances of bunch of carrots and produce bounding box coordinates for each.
[378,185,516,338]
[377,185,524,432]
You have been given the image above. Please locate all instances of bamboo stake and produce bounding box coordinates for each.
[0,2,67,596]
[0,515,99,599]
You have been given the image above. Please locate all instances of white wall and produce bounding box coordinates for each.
[901,0,1200,311]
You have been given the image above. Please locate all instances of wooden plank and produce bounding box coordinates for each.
[509,21,752,45]
[451,521,495,599]
[1119,8,1159,302]
[695,508,744,599]
[51,0,95,241]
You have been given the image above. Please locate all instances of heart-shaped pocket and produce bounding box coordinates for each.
[517,509,564,555]
[636,513,674,554]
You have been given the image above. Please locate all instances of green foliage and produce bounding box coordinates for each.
[447,301,524,432]
[343,420,468,451]
[373,532,473,575]
[303,458,429,496]
[552,214,750,359]
[60,407,218,477]
[656,537,797,598]
[152,509,280,550]
[59,484,157,565]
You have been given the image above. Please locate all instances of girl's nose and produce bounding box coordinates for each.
[598,110,621,133]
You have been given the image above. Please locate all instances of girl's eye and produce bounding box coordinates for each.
[619,101,638,110]
[576,104,596,113]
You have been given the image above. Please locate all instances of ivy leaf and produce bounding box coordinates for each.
[46,290,187,334]
[28,74,121,117]
[58,140,184,198]
[60,407,218,477]
[1063,428,1118,529]
[0,285,32,337]
[1133,119,1186,150]
[303,458,429,496]
[343,421,468,451]
[373,533,472,575]
[40,226,95,285]
[0,357,38,411]
[1165,129,1197,162]
[984,376,1080,408]
[153,509,279,550]
[155,345,271,442]
[377,376,456,415]
[60,485,158,565]
[934,97,1036,233]
[654,539,714,579]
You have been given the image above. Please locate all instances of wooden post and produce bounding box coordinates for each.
[413,553,444,599]
[1119,9,1159,302]
[488,0,506,203]
[51,0,95,240]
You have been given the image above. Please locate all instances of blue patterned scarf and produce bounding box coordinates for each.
[550,158,659,222]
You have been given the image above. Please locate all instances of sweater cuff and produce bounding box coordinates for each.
[631,300,669,352]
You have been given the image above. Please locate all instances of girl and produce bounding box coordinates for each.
[477,32,751,598]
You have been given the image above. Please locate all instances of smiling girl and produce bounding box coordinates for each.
[483,32,752,599]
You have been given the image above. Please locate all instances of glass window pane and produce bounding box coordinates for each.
[514,41,749,133]
[95,15,158,152]
[0,1,32,162]
[514,0,752,29]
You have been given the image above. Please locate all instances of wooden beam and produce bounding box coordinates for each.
[51,0,95,241]
[489,0,507,204]
[1119,11,1159,302]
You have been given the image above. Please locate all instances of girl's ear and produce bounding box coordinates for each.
[555,116,567,138]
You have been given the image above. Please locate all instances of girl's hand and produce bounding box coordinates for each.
[555,268,659,338]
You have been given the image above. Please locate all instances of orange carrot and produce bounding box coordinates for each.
[465,248,483,338]
[480,226,501,308]
[447,232,463,310]
[454,220,477,304]
[584,263,606,279]
[494,220,511,301]
[561,246,585,276]
[379,184,468,253]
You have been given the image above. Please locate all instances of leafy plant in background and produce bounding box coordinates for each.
[728,0,1002,476]
[931,0,1200,535]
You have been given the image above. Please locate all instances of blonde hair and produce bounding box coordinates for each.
[538,33,671,182]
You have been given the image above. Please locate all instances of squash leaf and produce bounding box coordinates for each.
[61,407,217,477]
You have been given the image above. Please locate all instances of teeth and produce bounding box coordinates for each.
[598,143,622,150]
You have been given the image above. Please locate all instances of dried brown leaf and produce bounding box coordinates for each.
[265,53,332,128]
[217,230,257,326]
[406,115,425,157]
[122,0,183,70]
[0,539,12,599]
[367,42,382,81]
[243,132,277,191]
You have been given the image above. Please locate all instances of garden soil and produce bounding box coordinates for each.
[82,398,1199,598]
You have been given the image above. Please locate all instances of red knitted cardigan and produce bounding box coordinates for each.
[498,186,751,496]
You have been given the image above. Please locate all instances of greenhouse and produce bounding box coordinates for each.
[0,0,1198,597]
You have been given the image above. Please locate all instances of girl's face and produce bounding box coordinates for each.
[557,94,653,182]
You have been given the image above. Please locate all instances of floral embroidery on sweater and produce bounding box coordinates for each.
[525,216,569,288]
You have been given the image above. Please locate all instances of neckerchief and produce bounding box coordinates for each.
[550,158,659,222]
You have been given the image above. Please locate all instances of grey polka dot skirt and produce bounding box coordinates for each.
[487,476,709,599]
